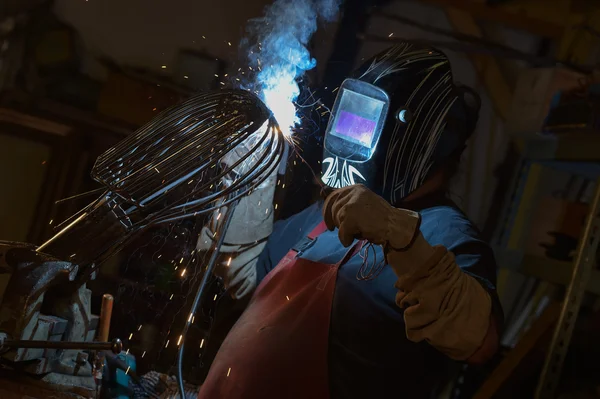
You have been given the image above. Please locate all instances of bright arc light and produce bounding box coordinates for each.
[261,71,299,139]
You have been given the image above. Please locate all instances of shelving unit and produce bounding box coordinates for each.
[489,133,600,399]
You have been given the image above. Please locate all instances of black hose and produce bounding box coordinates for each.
[175,198,238,399]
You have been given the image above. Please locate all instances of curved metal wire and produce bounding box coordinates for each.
[39,89,285,282]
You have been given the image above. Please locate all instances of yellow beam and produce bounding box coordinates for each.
[421,0,566,38]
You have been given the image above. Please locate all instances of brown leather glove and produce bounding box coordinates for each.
[323,184,492,360]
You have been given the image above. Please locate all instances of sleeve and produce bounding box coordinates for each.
[196,172,278,300]
[390,207,503,363]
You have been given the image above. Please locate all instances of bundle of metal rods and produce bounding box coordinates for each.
[38,89,284,280]
[92,89,284,227]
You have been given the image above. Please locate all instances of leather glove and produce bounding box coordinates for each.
[322,184,421,250]
[323,184,493,360]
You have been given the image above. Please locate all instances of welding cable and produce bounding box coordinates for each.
[175,196,238,399]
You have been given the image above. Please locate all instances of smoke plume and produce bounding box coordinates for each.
[242,0,341,136]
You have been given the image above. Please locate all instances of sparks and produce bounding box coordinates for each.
[165,340,170,348]
[188,313,194,322]
[227,257,232,267]
[286,295,290,301]
[138,325,142,331]
[161,65,167,69]
[177,335,183,346]
[142,351,146,358]
[214,294,217,301]
[181,268,186,277]
[184,75,189,79]
[125,366,130,374]
[129,333,133,340]
[169,294,174,300]
[200,339,205,348]
[227,368,231,377]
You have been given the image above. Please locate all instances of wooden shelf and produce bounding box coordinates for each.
[499,252,600,296]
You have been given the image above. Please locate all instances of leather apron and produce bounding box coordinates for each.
[198,221,362,399]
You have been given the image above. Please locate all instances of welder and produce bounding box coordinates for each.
[197,43,502,399]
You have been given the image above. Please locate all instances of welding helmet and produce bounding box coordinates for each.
[321,43,480,204]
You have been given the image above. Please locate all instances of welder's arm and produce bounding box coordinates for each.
[323,185,497,362]
[196,171,278,301]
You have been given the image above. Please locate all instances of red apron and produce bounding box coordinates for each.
[198,222,362,399]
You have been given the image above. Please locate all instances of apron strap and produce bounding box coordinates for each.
[308,221,328,239]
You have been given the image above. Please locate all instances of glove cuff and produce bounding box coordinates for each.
[386,207,421,251]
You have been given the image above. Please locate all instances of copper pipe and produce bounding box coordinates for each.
[98,294,114,342]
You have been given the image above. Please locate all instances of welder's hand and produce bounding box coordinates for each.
[322,184,420,249]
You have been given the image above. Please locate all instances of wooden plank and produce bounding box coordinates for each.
[473,301,560,399]
[445,9,513,120]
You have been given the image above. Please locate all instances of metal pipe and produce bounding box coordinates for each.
[2,338,123,354]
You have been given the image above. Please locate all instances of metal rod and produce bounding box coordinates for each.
[176,197,238,399]
[2,338,122,353]
[535,178,600,398]
[36,212,88,252]
[98,293,114,342]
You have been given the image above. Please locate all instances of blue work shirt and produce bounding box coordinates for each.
[256,200,499,399]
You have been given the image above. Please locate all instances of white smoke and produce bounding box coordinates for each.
[242,0,341,136]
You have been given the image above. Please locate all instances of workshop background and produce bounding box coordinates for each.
[1,0,600,398]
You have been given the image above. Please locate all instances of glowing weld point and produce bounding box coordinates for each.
[129,333,133,340]
[200,339,205,348]
[227,368,231,377]
[125,366,130,375]
[142,351,146,358]
[177,335,183,346]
